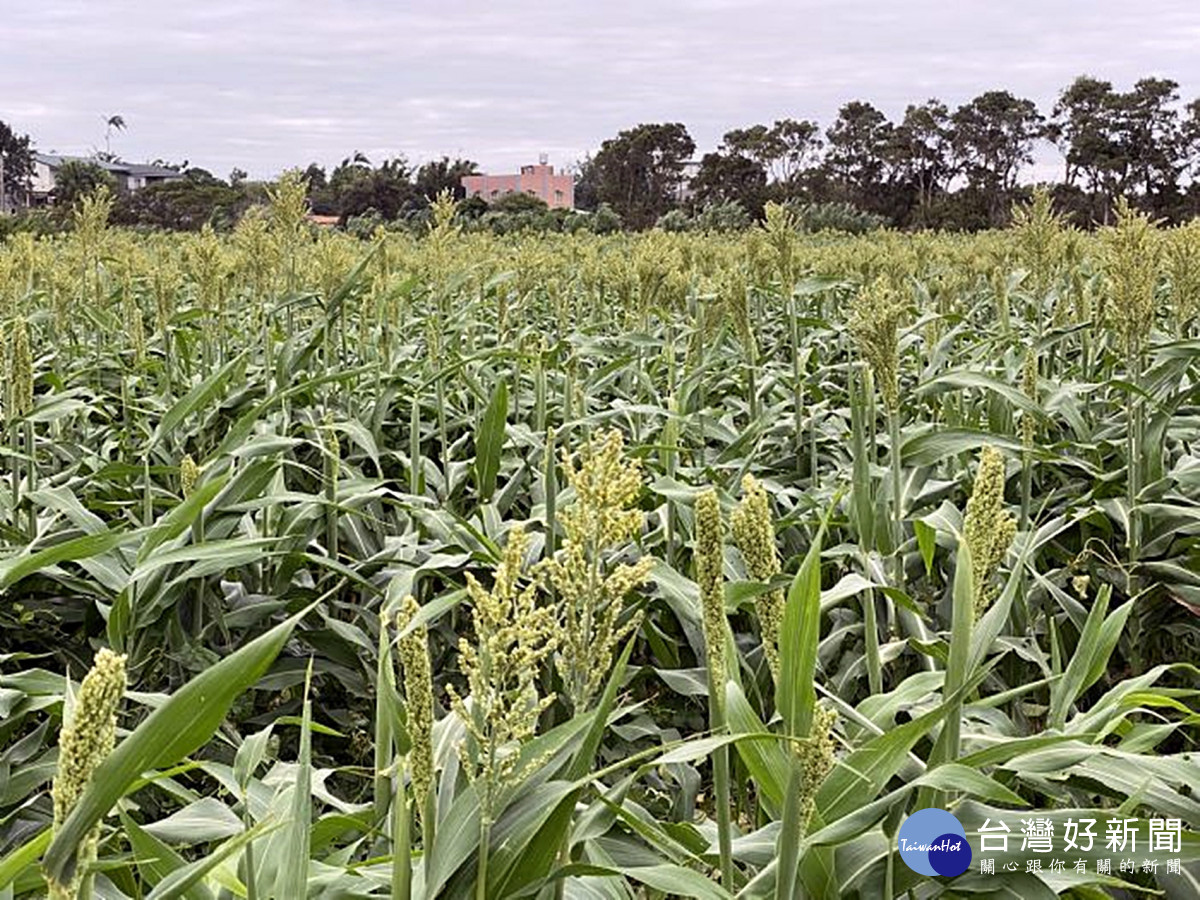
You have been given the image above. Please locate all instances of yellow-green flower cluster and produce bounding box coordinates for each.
[538,429,652,712]
[180,455,200,499]
[48,648,126,900]
[396,594,435,824]
[848,277,907,412]
[1011,186,1065,302]
[694,489,727,707]
[963,446,1017,615]
[72,186,113,250]
[795,702,837,832]
[266,169,310,249]
[730,475,783,680]
[1166,219,1200,332]
[9,316,33,419]
[447,526,557,822]
[761,201,799,290]
[1101,198,1162,357]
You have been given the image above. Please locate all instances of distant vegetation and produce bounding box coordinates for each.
[3,73,1200,238]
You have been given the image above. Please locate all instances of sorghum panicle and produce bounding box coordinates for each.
[396,594,435,824]
[180,454,199,499]
[10,316,34,418]
[848,277,906,413]
[1102,198,1162,357]
[48,649,126,900]
[694,489,727,703]
[963,446,1017,615]
[796,702,837,832]
[538,429,652,712]
[730,474,783,680]
[446,526,557,822]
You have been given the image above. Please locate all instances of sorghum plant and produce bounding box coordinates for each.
[537,429,652,713]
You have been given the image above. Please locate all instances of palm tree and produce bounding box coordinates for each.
[103,115,126,158]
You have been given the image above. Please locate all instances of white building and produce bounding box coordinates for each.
[30,153,182,203]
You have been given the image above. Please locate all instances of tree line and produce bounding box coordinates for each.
[3,74,1200,234]
[578,75,1200,230]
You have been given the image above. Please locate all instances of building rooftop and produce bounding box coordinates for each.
[33,153,181,178]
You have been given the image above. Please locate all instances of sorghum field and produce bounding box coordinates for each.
[1,180,1198,900]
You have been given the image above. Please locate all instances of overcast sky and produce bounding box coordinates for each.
[5,0,1199,181]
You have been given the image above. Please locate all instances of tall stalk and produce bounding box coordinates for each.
[887,406,903,583]
[695,489,734,889]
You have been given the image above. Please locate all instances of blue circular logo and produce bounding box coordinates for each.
[897,809,971,877]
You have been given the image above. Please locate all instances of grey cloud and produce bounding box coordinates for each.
[3,0,1198,179]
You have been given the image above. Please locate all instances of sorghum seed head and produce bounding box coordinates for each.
[48,648,126,899]
[848,277,906,413]
[396,595,435,821]
[731,475,783,680]
[963,446,1017,615]
[694,488,727,693]
[10,316,34,418]
[180,455,200,499]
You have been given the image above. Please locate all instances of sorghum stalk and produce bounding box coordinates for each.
[662,393,680,569]
[10,317,34,538]
[409,398,422,497]
[534,341,548,433]
[396,595,436,848]
[47,649,126,900]
[694,488,734,889]
[374,611,397,828]
[543,427,558,558]
[391,775,412,900]
[1019,348,1038,531]
[847,277,906,570]
[181,454,205,637]
[761,204,801,473]
[1102,199,1161,570]
[445,527,557,900]
[849,364,883,694]
[322,417,340,562]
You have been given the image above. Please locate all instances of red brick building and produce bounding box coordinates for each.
[462,159,575,209]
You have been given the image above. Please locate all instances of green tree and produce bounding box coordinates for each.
[822,102,896,210]
[1051,76,1188,221]
[591,122,695,229]
[111,171,248,231]
[1,120,34,210]
[573,155,600,211]
[53,160,117,208]
[952,91,1043,225]
[336,157,422,221]
[488,191,549,214]
[893,100,955,225]
[1050,75,1123,199]
[415,156,479,201]
[724,118,822,187]
[690,149,767,217]
[1120,78,1185,206]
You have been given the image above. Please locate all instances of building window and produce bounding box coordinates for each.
[554,190,563,204]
